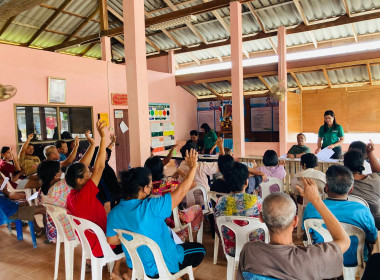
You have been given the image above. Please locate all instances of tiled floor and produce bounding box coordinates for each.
[0,219,304,280]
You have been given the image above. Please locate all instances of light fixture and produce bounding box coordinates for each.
[149,15,197,31]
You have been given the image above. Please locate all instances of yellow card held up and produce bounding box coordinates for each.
[98,113,109,126]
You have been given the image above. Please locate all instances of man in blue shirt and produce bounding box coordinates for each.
[106,149,205,278]
[303,165,377,266]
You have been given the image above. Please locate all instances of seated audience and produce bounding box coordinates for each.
[89,134,121,209]
[1,146,39,190]
[144,155,203,241]
[106,149,205,278]
[55,140,68,161]
[186,130,204,153]
[214,162,264,257]
[238,178,350,280]
[344,143,380,229]
[303,165,377,266]
[0,188,46,237]
[287,133,311,158]
[18,133,41,176]
[348,140,372,175]
[291,153,326,197]
[255,150,286,180]
[38,131,96,243]
[150,144,177,167]
[65,121,124,280]
[211,154,235,193]
[43,136,79,168]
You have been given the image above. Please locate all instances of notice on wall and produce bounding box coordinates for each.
[151,122,163,137]
[163,122,175,136]
[215,110,222,132]
[251,107,272,131]
[149,103,170,121]
[164,135,175,147]
[152,137,164,148]
[120,121,129,133]
[114,110,123,119]
[198,110,215,131]
[273,106,279,131]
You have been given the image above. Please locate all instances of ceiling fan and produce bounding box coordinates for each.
[268,84,286,102]
[0,84,17,101]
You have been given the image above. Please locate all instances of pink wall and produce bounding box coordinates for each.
[0,44,197,170]
[245,142,280,156]
[146,55,170,73]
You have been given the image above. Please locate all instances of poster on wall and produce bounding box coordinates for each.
[250,97,279,132]
[164,135,175,147]
[152,137,164,148]
[150,123,163,137]
[215,110,222,132]
[197,101,221,111]
[198,110,215,131]
[149,103,170,121]
[197,100,222,132]
[163,122,175,136]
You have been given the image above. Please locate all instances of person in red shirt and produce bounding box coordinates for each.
[65,120,125,280]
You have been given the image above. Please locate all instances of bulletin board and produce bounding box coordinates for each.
[149,103,175,152]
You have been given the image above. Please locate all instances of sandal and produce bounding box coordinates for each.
[34,227,45,238]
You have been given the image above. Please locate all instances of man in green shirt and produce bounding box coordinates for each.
[287,133,311,158]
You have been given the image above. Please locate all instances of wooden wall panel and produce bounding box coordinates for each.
[287,92,301,140]
[302,88,348,133]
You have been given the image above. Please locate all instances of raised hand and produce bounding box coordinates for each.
[185,148,198,169]
[85,130,95,145]
[367,139,375,154]
[27,133,34,142]
[109,134,116,144]
[96,120,106,137]
[74,135,79,147]
[296,177,320,205]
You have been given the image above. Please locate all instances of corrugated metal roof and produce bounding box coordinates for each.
[0,24,36,43]
[31,31,66,47]
[170,28,202,45]
[354,18,380,35]
[256,3,302,31]
[300,0,345,23]
[327,66,369,84]
[312,24,353,41]
[85,42,101,58]
[64,0,98,16]
[295,71,328,86]
[264,74,298,88]
[187,84,212,96]
[150,32,178,50]
[208,81,231,94]
[243,77,267,91]
[370,64,380,80]
[347,0,380,14]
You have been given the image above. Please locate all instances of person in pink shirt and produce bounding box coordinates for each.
[256,150,286,180]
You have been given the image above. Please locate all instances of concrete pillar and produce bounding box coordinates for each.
[123,0,151,166]
[278,26,288,155]
[101,36,111,61]
[168,50,176,74]
[230,0,245,158]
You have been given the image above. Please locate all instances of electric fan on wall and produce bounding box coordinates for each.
[268,84,286,102]
[0,84,17,101]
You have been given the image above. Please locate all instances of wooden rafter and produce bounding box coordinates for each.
[181,85,202,98]
[146,37,161,52]
[307,31,318,48]
[0,16,16,37]
[258,76,271,89]
[26,0,72,46]
[350,23,358,42]
[0,0,47,21]
[367,63,373,85]
[202,83,222,97]
[40,3,100,23]
[114,36,124,45]
[322,69,332,88]
[211,48,223,62]
[267,38,277,53]
[293,0,309,25]
[247,2,266,32]
[62,6,100,44]
[162,0,208,44]
[99,0,109,31]
[189,53,201,65]
[290,72,303,90]
[341,0,351,17]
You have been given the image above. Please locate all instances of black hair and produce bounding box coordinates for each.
[263,150,278,166]
[120,167,151,200]
[200,123,211,133]
[225,162,249,192]
[326,165,354,195]
[144,156,164,182]
[217,154,234,176]
[300,153,318,169]
[61,131,73,139]
[323,110,337,133]
[190,130,198,136]
[180,142,197,159]
[344,150,365,175]
[55,140,66,149]
[37,160,61,195]
[297,133,306,140]
[348,141,367,158]
[1,146,10,158]
[65,162,86,188]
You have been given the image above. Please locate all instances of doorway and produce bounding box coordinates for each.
[113,109,130,175]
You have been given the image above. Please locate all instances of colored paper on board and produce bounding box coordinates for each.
[98,113,109,127]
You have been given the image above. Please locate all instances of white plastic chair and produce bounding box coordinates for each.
[259,177,284,199]
[115,229,194,280]
[292,177,326,238]
[216,216,269,280]
[172,206,193,242]
[348,195,369,207]
[304,218,366,280]
[43,204,79,280]
[0,171,34,205]
[185,185,209,243]
[67,215,125,280]
[207,191,226,265]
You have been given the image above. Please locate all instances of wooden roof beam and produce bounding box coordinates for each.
[307,31,318,48]
[341,0,351,17]
[146,37,161,52]
[39,3,100,23]
[62,6,100,44]
[322,68,332,88]
[99,0,109,31]
[181,85,201,99]
[350,23,358,42]
[293,0,309,25]
[211,48,223,62]
[258,76,271,89]
[267,38,277,53]
[290,72,304,91]
[247,2,267,32]
[26,0,72,46]
[202,83,222,97]
[0,0,48,21]
[367,63,373,85]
